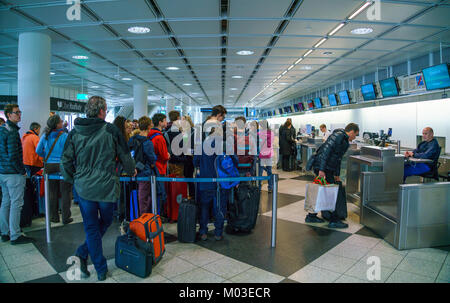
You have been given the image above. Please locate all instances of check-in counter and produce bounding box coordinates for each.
[300,138,323,173]
[346,146,404,207]
[360,174,450,250]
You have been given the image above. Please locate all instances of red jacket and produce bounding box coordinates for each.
[148,128,170,175]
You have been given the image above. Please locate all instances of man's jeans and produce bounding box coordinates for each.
[259,165,273,191]
[199,189,229,237]
[75,190,114,275]
[0,174,26,241]
[404,163,431,181]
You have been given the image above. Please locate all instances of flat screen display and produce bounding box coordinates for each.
[361,84,376,101]
[338,90,350,105]
[422,64,450,90]
[278,108,283,115]
[267,111,272,117]
[307,100,314,110]
[328,94,338,106]
[298,103,305,111]
[284,106,293,113]
[293,103,299,112]
[379,77,399,97]
[314,98,322,109]
[273,110,276,116]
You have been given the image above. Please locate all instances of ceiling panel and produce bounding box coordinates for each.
[360,39,412,51]
[321,37,369,49]
[382,26,442,41]
[229,20,279,35]
[57,25,115,41]
[157,0,219,18]
[84,0,156,21]
[230,0,292,18]
[170,21,221,35]
[284,20,336,36]
[0,10,39,30]
[276,36,321,48]
[293,0,361,20]
[177,37,220,48]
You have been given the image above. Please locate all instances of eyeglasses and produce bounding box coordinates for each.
[11,111,22,115]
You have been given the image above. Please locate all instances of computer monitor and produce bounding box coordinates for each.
[328,94,338,106]
[379,77,399,98]
[422,63,450,90]
[314,97,322,109]
[278,108,283,115]
[307,100,314,110]
[338,90,350,104]
[298,103,305,111]
[361,83,376,101]
[293,103,299,112]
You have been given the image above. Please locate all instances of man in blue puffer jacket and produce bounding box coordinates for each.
[0,104,34,245]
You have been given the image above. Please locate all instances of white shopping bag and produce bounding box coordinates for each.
[304,183,339,213]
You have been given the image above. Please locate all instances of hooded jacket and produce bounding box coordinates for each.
[36,129,68,164]
[60,117,135,203]
[0,120,26,175]
[148,128,170,175]
[22,130,43,167]
[312,128,350,177]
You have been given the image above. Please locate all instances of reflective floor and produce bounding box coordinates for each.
[1,169,449,283]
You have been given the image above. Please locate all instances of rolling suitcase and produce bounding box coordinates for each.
[177,198,197,243]
[129,213,165,264]
[164,174,188,222]
[115,232,153,278]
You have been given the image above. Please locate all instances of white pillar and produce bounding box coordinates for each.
[18,32,51,136]
[133,83,148,119]
[166,98,175,114]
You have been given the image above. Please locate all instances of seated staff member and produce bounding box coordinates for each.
[319,124,331,142]
[403,127,440,181]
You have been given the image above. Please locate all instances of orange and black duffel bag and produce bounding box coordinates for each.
[129,213,165,264]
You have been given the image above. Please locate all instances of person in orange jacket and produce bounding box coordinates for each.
[21,122,43,177]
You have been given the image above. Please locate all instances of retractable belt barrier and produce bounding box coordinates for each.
[42,173,279,247]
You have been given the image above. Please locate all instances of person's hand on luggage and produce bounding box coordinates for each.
[318,170,326,179]
[133,169,137,177]
[334,176,341,182]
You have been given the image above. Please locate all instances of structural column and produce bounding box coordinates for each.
[166,98,176,114]
[18,32,51,136]
[133,83,148,119]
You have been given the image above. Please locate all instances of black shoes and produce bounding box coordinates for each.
[305,214,325,223]
[76,255,91,279]
[97,271,108,281]
[63,218,74,225]
[1,235,10,242]
[328,221,349,229]
[11,235,34,245]
[200,234,208,241]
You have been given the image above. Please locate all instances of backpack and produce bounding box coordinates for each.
[129,136,147,172]
[215,155,239,189]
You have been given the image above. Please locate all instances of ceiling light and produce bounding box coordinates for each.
[232,75,243,79]
[329,23,346,36]
[314,38,328,48]
[50,72,55,75]
[323,51,333,55]
[122,77,132,81]
[192,92,199,95]
[230,88,238,90]
[287,65,295,71]
[148,89,154,92]
[280,83,289,85]
[128,26,151,34]
[166,66,179,70]
[282,70,287,75]
[351,27,373,35]
[198,98,203,100]
[120,94,126,96]
[229,95,235,97]
[294,58,304,65]
[348,1,374,20]
[72,55,89,60]
[153,52,166,57]
[90,85,99,89]
[304,50,313,57]
[301,66,312,70]
[183,83,192,86]
[236,50,254,56]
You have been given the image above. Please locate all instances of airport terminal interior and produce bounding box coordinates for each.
[0,0,450,284]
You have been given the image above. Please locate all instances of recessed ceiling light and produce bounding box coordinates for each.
[50,72,55,75]
[232,75,243,79]
[192,92,199,95]
[120,94,126,96]
[301,66,312,70]
[72,55,89,60]
[280,83,289,85]
[230,88,238,91]
[122,77,132,81]
[236,50,254,56]
[90,85,99,89]
[166,66,179,70]
[323,51,333,55]
[198,98,203,100]
[183,83,192,86]
[229,95,235,97]
[148,89,154,92]
[128,26,151,34]
[351,27,373,35]
[153,52,166,57]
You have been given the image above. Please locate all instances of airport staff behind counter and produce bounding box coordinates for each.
[403,127,441,181]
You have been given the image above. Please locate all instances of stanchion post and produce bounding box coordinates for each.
[44,174,51,243]
[271,174,279,248]
[151,175,157,215]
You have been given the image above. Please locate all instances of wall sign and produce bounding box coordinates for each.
[0,95,85,113]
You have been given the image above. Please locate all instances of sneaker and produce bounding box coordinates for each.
[1,235,10,242]
[97,271,107,281]
[200,234,208,241]
[214,235,223,241]
[63,218,74,225]
[328,221,349,229]
[75,255,90,278]
[305,215,325,223]
[11,235,34,245]
[50,218,60,223]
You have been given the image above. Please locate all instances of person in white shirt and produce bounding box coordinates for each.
[320,124,331,142]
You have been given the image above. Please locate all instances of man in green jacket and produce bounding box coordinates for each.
[61,96,136,281]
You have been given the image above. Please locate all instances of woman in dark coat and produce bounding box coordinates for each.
[279,120,296,171]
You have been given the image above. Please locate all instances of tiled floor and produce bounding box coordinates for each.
[1,169,449,283]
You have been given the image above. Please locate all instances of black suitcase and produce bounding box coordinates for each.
[115,232,153,278]
[20,178,36,228]
[322,181,347,221]
[226,183,260,234]
[177,198,197,243]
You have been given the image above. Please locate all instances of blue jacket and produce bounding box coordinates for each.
[0,120,26,175]
[36,129,68,164]
[128,135,157,177]
[413,138,441,168]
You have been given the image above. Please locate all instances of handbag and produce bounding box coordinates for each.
[43,131,64,175]
[304,177,339,213]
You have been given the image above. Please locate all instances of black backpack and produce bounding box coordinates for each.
[226,183,260,234]
[129,137,147,172]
